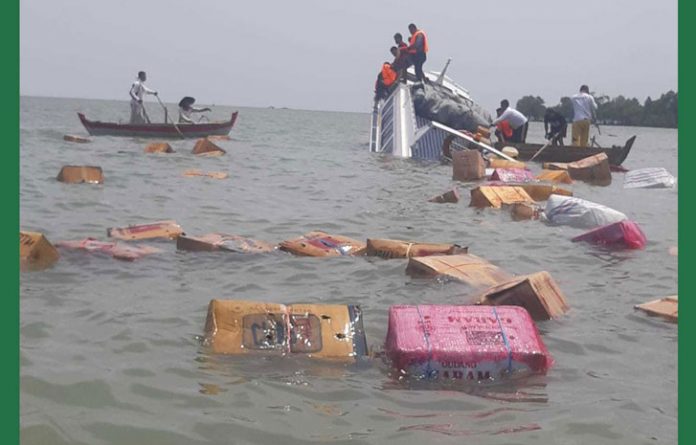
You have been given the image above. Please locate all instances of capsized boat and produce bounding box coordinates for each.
[77,112,238,139]
[369,59,515,161]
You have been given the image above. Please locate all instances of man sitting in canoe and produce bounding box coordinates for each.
[129,71,158,124]
[178,97,212,124]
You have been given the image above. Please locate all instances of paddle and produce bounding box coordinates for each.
[141,102,152,124]
[154,94,186,139]
[529,132,558,162]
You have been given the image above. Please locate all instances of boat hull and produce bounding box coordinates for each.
[77,112,238,138]
[496,136,636,165]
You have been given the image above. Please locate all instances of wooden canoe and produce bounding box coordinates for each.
[78,112,238,139]
[495,136,636,165]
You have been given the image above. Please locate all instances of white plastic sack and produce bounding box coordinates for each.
[543,195,627,229]
[624,168,676,189]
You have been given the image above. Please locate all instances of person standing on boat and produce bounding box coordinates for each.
[178,97,211,124]
[570,85,598,147]
[493,107,514,143]
[129,71,158,124]
[544,107,568,146]
[490,100,528,143]
[405,23,428,82]
[392,33,411,80]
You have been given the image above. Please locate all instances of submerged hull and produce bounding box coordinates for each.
[78,112,238,138]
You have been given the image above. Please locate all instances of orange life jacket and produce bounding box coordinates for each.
[497,120,513,139]
[381,63,397,86]
[408,29,428,54]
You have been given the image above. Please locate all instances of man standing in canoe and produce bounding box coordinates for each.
[570,85,598,147]
[129,71,158,124]
[405,23,428,82]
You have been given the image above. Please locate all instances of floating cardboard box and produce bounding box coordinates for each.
[634,296,677,323]
[192,138,226,156]
[488,182,572,201]
[63,134,91,143]
[366,239,467,259]
[543,162,569,171]
[544,195,627,229]
[56,238,161,261]
[144,142,174,153]
[623,167,676,189]
[206,135,232,141]
[20,231,59,271]
[385,305,553,381]
[56,165,103,184]
[477,271,569,321]
[571,220,647,249]
[203,299,368,359]
[470,186,534,208]
[452,149,486,181]
[406,254,512,288]
[511,202,541,221]
[177,233,275,253]
[488,158,526,169]
[279,231,366,257]
[567,153,611,184]
[107,220,183,241]
[182,169,228,179]
[489,168,536,183]
[536,169,573,184]
[428,188,460,204]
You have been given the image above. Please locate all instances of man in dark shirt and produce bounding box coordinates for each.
[544,108,568,146]
[392,33,411,81]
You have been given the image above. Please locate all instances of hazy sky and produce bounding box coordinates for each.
[21,0,677,113]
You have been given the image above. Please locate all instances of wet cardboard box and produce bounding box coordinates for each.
[428,188,460,203]
[204,299,368,360]
[385,305,553,381]
[57,165,103,184]
[177,233,275,253]
[56,238,161,261]
[63,134,91,143]
[536,169,573,184]
[470,186,534,208]
[487,182,572,202]
[476,271,569,321]
[452,149,486,181]
[489,168,536,183]
[107,220,184,241]
[571,220,647,249]
[20,231,60,271]
[144,142,174,153]
[567,153,611,184]
[366,238,468,259]
[488,158,527,170]
[406,254,512,288]
[192,138,226,156]
[634,296,677,323]
[279,231,366,257]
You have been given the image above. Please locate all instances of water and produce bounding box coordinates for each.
[20,96,677,445]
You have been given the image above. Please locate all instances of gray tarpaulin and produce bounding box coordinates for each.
[411,82,492,132]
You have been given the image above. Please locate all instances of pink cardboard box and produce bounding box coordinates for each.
[489,168,535,183]
[571,220,646,249]
[385,305,553,382]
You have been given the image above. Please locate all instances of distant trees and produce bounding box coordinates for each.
[515,90,677,128]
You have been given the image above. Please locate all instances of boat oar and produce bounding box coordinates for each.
[529,132,558,162]
[141,103,152,124]
[594,121,602,135]
[154,95,186,139]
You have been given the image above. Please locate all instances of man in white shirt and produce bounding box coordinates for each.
[570,85,598,147]
[129,71,158,124]
[490,100,529,143]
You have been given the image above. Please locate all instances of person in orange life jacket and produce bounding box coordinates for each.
[374,60,398,102]
[405,23,428,82]
[392,33,411,80]
[490,100,529,143]
[493,107,513,143]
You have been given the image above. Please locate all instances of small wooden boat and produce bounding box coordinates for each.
[496,136,636,165]
[77,112,238,139]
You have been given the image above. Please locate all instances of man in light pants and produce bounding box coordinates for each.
[571,85,598,147]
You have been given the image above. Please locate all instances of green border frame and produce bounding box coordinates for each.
[6,0,18,443]
[679,2,690,444]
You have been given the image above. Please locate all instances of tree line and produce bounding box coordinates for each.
[514,90,677,128]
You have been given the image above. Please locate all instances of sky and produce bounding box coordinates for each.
[20,0,677,113]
